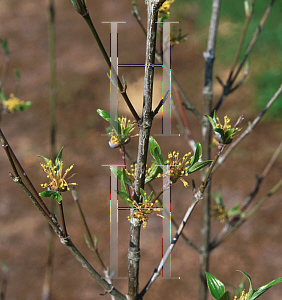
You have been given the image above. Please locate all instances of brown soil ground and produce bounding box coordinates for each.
[0,1,282,300]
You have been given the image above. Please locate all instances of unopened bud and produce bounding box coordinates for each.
[70,0,88,16]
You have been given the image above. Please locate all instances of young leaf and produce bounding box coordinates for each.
[118,191,134,207]
[186,160,212,174]
[147,191,154,202]
[211,187,223,206]
[97,109,111,121]
[140,188,146,202]
[120,174,129,195]
[84,234,92,250]
[218,292,231,300]
[39,190,57,198]
[206,111,217,129]
[37,155,51,165]
[187,142,202,169]
[250,278,282,300]
[97,109,119,133]
[55,146,64,167]
[39,190,62,202]
[153,147,164,165]
[110,167,132,187]
[20,101,32,111]
[149,136,163,163]
[237,270,253,299]
[93,234,98,249]
[145,163,162,185]
[122,169,133,187]
[206,272,225,300]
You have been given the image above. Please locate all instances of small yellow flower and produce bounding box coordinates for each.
[39,148,77,192]
[166,151,191,187]
[234,290,248,300]
[128,198,162,228]
[215,115,241,144]
[108,117,138,148]
[210,205,228,223]
[2,94,25,113]
[159,0,175,15]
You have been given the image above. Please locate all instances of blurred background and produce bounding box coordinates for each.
[0,0,282,299]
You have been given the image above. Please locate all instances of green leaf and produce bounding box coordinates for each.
[93,234,98,249]
[118,191,134,207]
[149,136,163,163]
[0,91,7,101]
[123,123,134,136]
[84,234,92,249]
[0,39,9,56]
[206,272,225,300]
[145,163,163,185]
[237,271,253,299]
[154,147,164,165]
[224,128,234,141]
[140,188,146,203]
[218,292,231,300]
[147,191,154,202]
[97,109,111,121]
[110,167,132,187]
[206,112,217,129]
[39,190,62,202]
[110,166,118,178]
[37,155,51,165]
[122,169,132,187]
[120,174,129,195]
[250,278,282,300]
[211,187,223,206]
[97,109,119,133]
[214,127,225,137]
[227,204,243,216]
[13,68,21,82]
[187,142,202,169]
[19,101,31,111]
[186,160,212,174]
[55,146,64,167]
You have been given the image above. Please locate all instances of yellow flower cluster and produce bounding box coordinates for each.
[109,117,138,148]
[159,0,175,14]
[128,199,162,228]
[210,205,228,223]
[234,291,248,300]
[167,151,191,187]
[216,115,241,140]
[2,94,25,113]
[40,160,76,192]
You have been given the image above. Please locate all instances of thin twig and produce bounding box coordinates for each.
[213,0,276,113]
[139,141,226,298]
[128,1,165,297]
[81,11,140,122]
[1,129,127,299]
[71,187,107,270]
[42,1,57,298]
[60,237,127,300]
[211,140,282,249]
[0,128,52,217]
[200,1,221,299]
[211,177,282,249]
[214,84,282,171]
[138,198,200,298]
[58,200,68,237]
